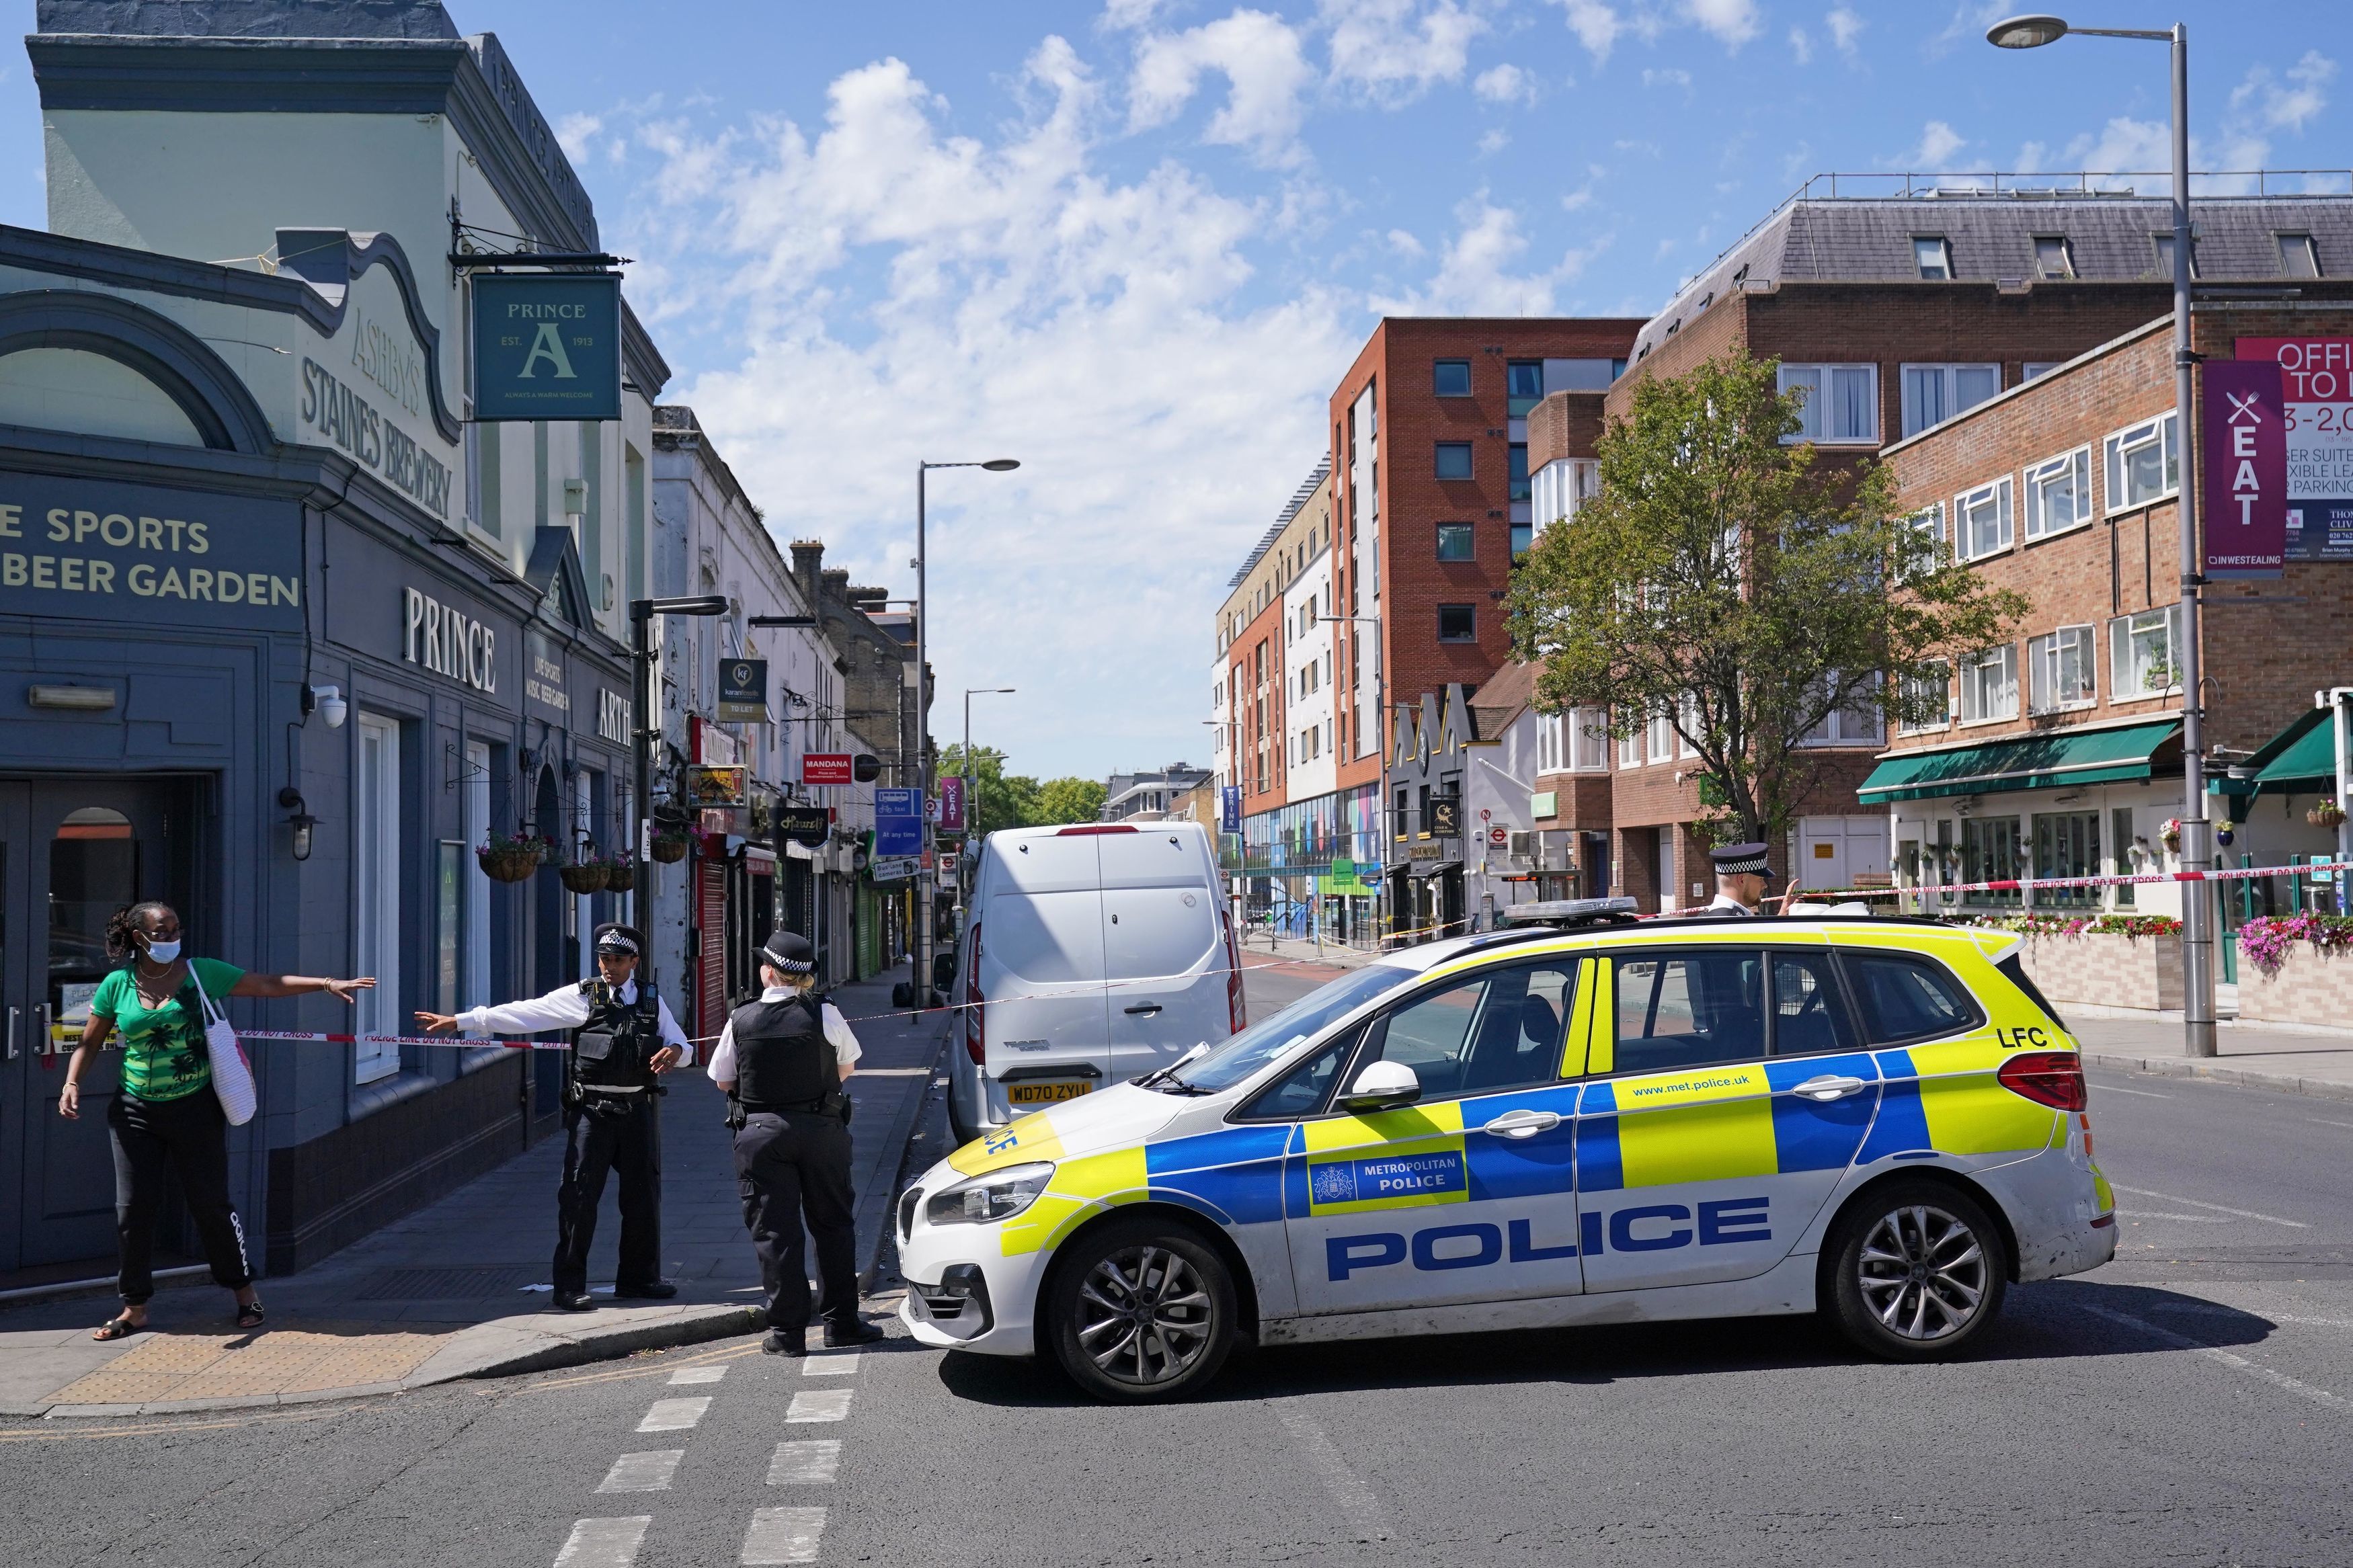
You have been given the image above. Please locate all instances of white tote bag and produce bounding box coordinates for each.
[192,968,257,1126]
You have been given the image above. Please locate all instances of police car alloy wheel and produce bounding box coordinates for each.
[1826,1180,2009,1361]
[1045,1217,1237,1403]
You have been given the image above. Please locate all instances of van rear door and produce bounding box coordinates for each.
[982,832,1111,1109]
[1099,827,1227,1081]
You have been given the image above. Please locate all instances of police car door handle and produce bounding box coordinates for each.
[1479,1109,1561,1139]
[1123,1003,1163,1016]
[1792,1074,1868,1102]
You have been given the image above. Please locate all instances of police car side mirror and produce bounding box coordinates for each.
[1340,1059,1421,1113]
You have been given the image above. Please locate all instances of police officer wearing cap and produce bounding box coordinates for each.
[708,930,884,1356]
[418,923,690,1311]
[1704,842,1773,917]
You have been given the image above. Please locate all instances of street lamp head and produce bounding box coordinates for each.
[1986,13,2068,47]
[981,458,1021,472]
[636,594,731,618]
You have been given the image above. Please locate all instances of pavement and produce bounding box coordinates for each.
[0,970,949,1419]
[2071,1013,2353,1102]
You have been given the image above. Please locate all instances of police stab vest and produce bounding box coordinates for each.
[728,992,836,1110]
[571,978,662,1096]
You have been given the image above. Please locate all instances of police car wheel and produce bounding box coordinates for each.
[1827,1182,2008,1362]
[1046,1219,1236,1403]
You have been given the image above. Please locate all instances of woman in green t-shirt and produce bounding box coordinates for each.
[60,901,374,1340]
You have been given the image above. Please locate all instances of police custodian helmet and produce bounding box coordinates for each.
[760,930,816,976]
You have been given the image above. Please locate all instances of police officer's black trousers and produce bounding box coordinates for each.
[554,1095,662,1296]
[733,1110,856,1331]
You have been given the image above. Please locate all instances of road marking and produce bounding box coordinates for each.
[785,1389,854,1423]
[0,1408,342,1444]
[2096,1084,2172,1098]
[803,1352,860,1377]
[2108,1184,2308,1228]
[554,1516,650,1567]
[635,1397,711,1432]
[2083,1304,2349,1412]
[2154,1302,2353,1330]
[597,1450,684,1493]
[768,1440,842,1485]
[740,1505,827,1564]
[668,1365,728,1385]
[2310,1119,2353,1131]
[1273,1405,1390,1543]
[2121,1211,2231,1223]
[524,1343,760,1394]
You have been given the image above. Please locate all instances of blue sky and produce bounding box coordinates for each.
[3,1,2347,780]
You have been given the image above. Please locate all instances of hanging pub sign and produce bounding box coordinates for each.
[777,804,832,848]
[718,657,769,723]
[1429,796,1462,837]
[2202,359,2288,580]
[470,273,623,422]
[684,764,748,809]
[801,753,853,785]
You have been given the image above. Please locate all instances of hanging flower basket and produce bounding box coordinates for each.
[2159,817,2182,852]
[650,829,692,864]
[604,856,636,894]
[2310,802,2347,829]
[558,857,611,895]
[478,833,544,884]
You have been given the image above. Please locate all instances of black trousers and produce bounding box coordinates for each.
[733,1110,857,1331]
[553,1094,663,1296]
[108,1091,253,1305]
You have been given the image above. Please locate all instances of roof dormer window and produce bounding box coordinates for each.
[1913,236,1954,280]
[2033,236,2074,280]
[2278,233,2321,279]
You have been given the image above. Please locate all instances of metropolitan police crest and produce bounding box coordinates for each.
[1308,1162,1358,1205]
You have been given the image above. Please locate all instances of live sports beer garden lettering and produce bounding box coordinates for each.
[0,499,297,608]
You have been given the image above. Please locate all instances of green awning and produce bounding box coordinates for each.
[2212,708,2336,798]
[1858,720,2182,804]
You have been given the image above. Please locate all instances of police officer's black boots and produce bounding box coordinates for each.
[825,1315,885,1348]
[764,1327,806,1356]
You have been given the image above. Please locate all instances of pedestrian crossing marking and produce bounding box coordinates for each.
[596,1450,684,1493]
[785,1388,854,1423]
[740,1505,826,1564]
[768,1439,842,1485]
[802,1352,859,1376]
[668,1364,727,1385]
[635,1396,711,1432]
[554,1516,649,1567]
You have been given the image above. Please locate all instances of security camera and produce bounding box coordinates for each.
[307,684,348,729]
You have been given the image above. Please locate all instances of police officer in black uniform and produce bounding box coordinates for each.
[708,930,883,1356]
[419,923,690,1311]
[1704,842,1773,917]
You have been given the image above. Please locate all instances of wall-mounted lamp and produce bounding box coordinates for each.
[303,684,347,729]
[278,786,317,861]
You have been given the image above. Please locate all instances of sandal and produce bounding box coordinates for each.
[92,1315,143,1342]
[236,1300,266,1331]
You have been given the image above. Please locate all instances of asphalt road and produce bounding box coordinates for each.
[5,964,2350,1568]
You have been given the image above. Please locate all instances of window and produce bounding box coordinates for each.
[2278,233,2321,279]
[1613,949,1768,1074]
[1677,693,1702,757]
[1511,522,1533,558]
[1436,523,1474,561]
[1958,645,2018,723]
[1780,363,1878,443]
[1537,711,1564,773]
[1962,816,2024,907]
[2111,806,2139,907]
[2104,413,2179,511]
[1954,477,2013,560]
[1435,442,1473,480]
[1903,503,1947,579]
[2110,606,2183,698]
[1913,236,1954,280]
[1902,364,2001,437]
[1837,952,1980,1044]
[1437,603,1476,642]
[1434,359,1472,397]
[2024,446,2093,539]
[2028,625,2097,712]
[1508,443,1530,503]
[1646,708,1673,764]
[1238,1032,1359,1120]
[2153,233,2196,280]
[1571,708,1610,772]
[1618,723,1642,769]
[2032,811,2102,909]
[1802,684,1885,745]
[1899,662,1951,734]
[1770,951,1858,1056]
[2022,362,2062,381]
[1507,360,1544,416]
[354,712,403,1084]
[461,739,492,1020]
[1353,960,1577,1100]
[2033,235,2075,280]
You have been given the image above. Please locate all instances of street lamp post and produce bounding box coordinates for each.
[959,686,1016,925]
[1337,613,1386,948]
[913,458,1019,1007]
[1988,14,2215,1056]
[629,593,730,997]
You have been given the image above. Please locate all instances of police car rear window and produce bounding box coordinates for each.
[1995,954,2069,1032]
[1835,951,1983,1044]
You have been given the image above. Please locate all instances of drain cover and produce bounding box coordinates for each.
[358,1266,533,1301]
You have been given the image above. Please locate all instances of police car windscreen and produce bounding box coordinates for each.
[1168,964,1419,1094]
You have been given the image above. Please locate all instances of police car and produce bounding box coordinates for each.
[896,917,2115,1402]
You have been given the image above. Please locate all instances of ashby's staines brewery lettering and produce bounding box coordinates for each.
[302,358,452,520]
[403,586,496,693]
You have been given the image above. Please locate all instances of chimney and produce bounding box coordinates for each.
[789,540,824,614]
[819,567,850,607]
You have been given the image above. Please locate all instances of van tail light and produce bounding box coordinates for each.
[1996,1051,2087,1112]
[1223,911,1246,1034]
[964,921,986,1066]
[1056,824,1138,835]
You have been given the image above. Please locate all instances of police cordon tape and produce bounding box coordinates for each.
[1771,856,2350,905]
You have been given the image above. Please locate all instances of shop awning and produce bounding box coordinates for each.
[1858,719,2182,804]
[2212,707,2336,798]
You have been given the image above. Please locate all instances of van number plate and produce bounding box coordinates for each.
[1007,1080,1092,1105]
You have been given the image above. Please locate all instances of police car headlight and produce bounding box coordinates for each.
[924,1163,1055,1227]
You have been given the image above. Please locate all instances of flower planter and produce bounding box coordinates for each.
[477,846,539,884]
[2237,943,2353,1027]
[604,860,635,894]
[557,862,610,895]
[649,833,690,864]
[2007,930,2182,1013]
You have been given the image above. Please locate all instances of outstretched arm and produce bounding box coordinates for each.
[233,973,375,1003]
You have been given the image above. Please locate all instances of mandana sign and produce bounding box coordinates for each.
[0,475,301,629]
[471,274,623,422]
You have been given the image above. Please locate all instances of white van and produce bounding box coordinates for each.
[945,821,1241,1144]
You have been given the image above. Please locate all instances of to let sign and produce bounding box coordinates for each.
[2203,360,2288,580]
[471,274,623,422]
[801,753,853,786]
[718,657,768,723]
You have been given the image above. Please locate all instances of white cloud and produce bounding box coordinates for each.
[1473,63,1538,106]
[1641,67,1691,90]
[1551,0,1623,64]
[2232,50,2336,134]
[1899,119,1967,169]
[1787,27,1812,65]
[1683,0,1759,49]
[1386,227,1426,257]
[555,111,603,162]
[1321,0,1484,103]
[1099,0,1170,30]
[1128,9,1316,166]
[1374,198,1610,315]
[1826,6,1864,58]
[1478,127,1511,155]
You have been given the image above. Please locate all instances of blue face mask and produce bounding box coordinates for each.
[143,938,182,964]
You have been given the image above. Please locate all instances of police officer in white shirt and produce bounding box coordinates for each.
[709,930,883,1356]
[417,923,690,1311]
[1704,843,1773,917]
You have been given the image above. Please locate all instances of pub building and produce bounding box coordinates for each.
[0,1,672,1283]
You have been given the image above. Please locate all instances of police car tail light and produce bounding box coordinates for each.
[925,1161,1053,1226]
[965,921,986,1066]
[1996,1051,2087,1112]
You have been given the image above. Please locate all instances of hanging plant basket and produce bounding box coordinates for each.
[650,829,692,864]
[559,860,611,895]
[478,835,543,884]
[2311,802,2347,829]
[604,858,636,894]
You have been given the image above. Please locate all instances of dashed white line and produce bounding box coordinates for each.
[785,1389,854,1423]
[802,1352,860,1377]
[2121,1211,2232,1223]
[2154,1301,2353,1330]
[768,1440,842,1485]
[2107,1184,2309,1228]
[1273,1405,1390,1543]
[554,1516,650,1567]
[596,1450,684,1493]
[2083,1303,2349,1411]
[668,1364,728,1385]
[635,1397,712,1432]
[2096,1084,2172,1098]
[2309,1118,2353,1131]
[740,1505,828,1564]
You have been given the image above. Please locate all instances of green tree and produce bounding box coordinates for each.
[1507,349,2026,845]
[936,743,1041,835]
[1033,776,1108,825]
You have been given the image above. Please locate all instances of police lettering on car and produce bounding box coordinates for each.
[707,930,885,1356]
[417,923,690,1311]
